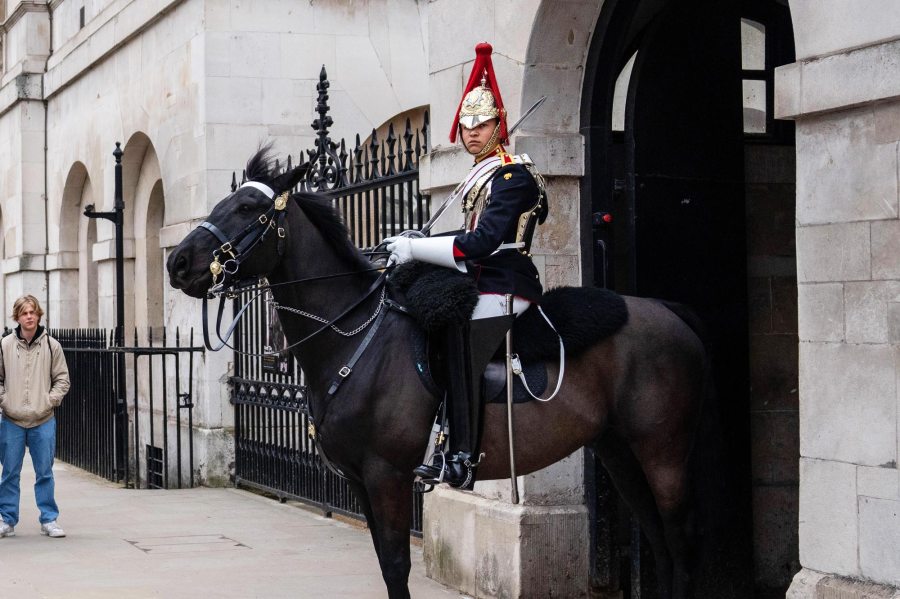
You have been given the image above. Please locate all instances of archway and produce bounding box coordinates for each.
[133,167,165,334]
[60,162,98,327]
[580,0,797,596]
[123,132,163,336]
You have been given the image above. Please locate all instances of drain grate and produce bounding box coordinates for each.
[126,534,250,554]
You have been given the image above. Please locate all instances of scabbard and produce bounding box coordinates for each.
[505,295,519,504]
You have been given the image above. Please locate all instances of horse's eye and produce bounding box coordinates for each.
[238,203,253,213]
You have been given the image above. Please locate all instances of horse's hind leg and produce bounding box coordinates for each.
[643,459,693,599]
[628,431,694,599]
[596,433,676,599]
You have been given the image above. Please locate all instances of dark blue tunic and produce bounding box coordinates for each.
[452,163,543,302]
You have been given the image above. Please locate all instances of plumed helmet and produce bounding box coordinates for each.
[450,42,508,145]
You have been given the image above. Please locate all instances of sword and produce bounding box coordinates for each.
[419,96,548,235]
[507,95,547,137]
[505,294,519,504]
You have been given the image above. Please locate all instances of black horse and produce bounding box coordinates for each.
[167,149,707,599]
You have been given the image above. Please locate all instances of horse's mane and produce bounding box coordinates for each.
[245,145,277,184]
[292,193,372,271]
[244,146,370,272]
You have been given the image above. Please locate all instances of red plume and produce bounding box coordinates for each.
[449,42,508,145]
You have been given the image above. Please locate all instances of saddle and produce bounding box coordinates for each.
[389,262,630,403]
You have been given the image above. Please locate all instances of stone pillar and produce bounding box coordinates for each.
[93,239,135,331]
[159,223,235,487]
[423,455,589,599]
[46,252,79,328]
[0,0,51,325]
[776,32,900,597]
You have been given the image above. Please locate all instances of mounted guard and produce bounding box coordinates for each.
[384,42,549,488]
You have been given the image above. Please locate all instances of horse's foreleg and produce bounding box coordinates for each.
[362,467,414,599]
[347,478,383,561]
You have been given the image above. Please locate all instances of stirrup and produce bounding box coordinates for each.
[415,452,482,489]
[415,452,449,485]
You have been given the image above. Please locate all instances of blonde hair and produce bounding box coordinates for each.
[11,295,44,323]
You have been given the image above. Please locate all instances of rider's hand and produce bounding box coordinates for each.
[385,236,413,267]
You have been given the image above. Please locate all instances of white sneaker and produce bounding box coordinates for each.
[40,520,65,538]
[0,520,14,537]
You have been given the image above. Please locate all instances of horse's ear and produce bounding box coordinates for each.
[273,162,310,194]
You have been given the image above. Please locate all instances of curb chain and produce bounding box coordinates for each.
[270,287,386,337]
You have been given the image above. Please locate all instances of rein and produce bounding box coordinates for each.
[196,179,393,355]
[202,269,389,355]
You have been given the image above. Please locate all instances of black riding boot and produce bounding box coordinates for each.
[414,315,513,489]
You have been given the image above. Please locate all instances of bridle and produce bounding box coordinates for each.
[199,180,290,292]
[196,180,390,355]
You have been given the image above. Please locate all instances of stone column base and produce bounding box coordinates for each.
[192,426,234,487]
[423,486,589,598]
[788,568,900,599]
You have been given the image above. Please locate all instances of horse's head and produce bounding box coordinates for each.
[167,148,308,298]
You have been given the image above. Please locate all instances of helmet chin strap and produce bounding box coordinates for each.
[472,123,502,161]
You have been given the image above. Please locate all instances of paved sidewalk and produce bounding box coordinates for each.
[0,456,461,598]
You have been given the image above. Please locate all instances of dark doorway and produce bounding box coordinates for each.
[581,0,797,597]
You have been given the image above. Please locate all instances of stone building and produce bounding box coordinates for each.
[0,0,898,597]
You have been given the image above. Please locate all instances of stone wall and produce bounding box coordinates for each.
[0,0,430,486]
[777,2,900,592]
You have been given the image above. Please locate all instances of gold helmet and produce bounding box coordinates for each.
[450,43,509,145]
[458,78,501,130]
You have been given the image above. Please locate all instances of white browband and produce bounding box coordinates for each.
[240,181,275,199]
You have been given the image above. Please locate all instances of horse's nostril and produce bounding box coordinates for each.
[174,254,187,275]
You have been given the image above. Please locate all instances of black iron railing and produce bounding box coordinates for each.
[51,328,202,490]
[124,328,202,489]
[231,377,364,522]
[229,66,430,248]
[53,329,119,481]
[230,66,427,536]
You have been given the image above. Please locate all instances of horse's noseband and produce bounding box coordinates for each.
[199,180,289,289]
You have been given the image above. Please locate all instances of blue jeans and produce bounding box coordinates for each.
[0,417,59,526]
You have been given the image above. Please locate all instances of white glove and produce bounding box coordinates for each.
[385,236,413,267]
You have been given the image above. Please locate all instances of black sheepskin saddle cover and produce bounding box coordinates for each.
[388,261,480,330]
[389,262,629,364]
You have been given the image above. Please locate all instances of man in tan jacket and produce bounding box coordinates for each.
[0,295,70,538]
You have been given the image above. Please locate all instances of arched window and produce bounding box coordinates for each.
[740,9,795,141]
[741,19,767,134]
